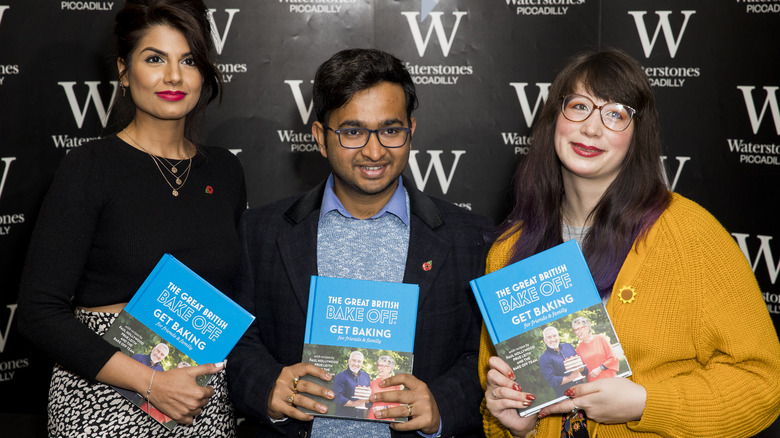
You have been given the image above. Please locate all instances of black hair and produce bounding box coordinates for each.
[313,48,417,127]
[105,0,222,141]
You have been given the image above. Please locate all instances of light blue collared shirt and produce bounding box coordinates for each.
[319,174,410,226]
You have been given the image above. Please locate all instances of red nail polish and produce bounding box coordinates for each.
[527,394,535,401]
[513,384,521,392]
[522,401,530,407]
[508,371,516,380]
[565,388,575,397]
[538,412,546,419]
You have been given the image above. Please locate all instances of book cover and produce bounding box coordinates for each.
[102,254,255,430]
[470,240,631,417]
[299,275,419,423]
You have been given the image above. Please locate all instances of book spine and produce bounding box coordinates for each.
[470,279,499,345]
[303,275,317,344]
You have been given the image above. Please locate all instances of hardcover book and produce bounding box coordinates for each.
[470,240,631,417]
[102,254,255,430]
[299,275,419,422]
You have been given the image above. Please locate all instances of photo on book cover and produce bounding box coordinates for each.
[105,312,207,430]
[494,303,631,415]
[299,345,412,422]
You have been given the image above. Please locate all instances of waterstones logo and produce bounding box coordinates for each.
[208,9,247,83]
[660,155,690,191]
[0,156,14,201]
[407,150,465,195]
[0,304,18,353]
[279,0,357,14]
[286,80,314,125]
[737,0,780,14]
[629,10,700,88]
[726,86,780,166]
[628,10,695,59]
[207,9,239,56]
[733,233,780,285]
[0,63,19,87]
[733,233,780,314]
[641,66,700,88]
[725,139,780,166]
[404,62,472,85]
[402,10,467,57]
[59,81,117,129]
[282,79,319,153]
[277,129,318,153]
[0,157,26,237]
[738,86,780,135]
[61,1,114,11]
[501,132,532,155]
[510,82,551,128]
[51,134,101,149]
[0,356,30,382]
[505,0,585,16]
[501,82,550,155]
[401,9,474,86]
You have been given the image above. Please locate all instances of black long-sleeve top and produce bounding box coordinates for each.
[18,135,246,381]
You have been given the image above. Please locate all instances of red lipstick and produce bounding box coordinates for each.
[156,91,186,101]
[571,142,602,158]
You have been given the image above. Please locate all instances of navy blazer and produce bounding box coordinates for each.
[228,179,491,438]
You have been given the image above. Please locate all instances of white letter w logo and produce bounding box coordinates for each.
[627,10,695,58]
[733,234,780,285]
[207,9,239,55]
[401,11,467,57]
[59,81,117,129]
[284,80,314,125]
[407,150,466,195]
[737,86,780,135]
[509,82,551,128]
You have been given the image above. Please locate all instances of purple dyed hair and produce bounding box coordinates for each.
[497,49,671,297]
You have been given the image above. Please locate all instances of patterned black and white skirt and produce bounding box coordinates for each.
[47,309,236,438]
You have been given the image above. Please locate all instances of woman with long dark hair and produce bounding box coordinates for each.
[18,0,245,435]
[479,49,780,438]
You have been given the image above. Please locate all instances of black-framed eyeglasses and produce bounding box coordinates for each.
[561,94,637,132]
[324,125,411,149]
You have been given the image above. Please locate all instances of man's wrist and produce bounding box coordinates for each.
[417,419,442,438]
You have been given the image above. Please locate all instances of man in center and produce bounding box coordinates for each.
[228,48,490,437]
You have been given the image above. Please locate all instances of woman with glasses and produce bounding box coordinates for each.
[479,49,780,438]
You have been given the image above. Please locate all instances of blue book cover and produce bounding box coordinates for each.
[299,275,419,423]
[470,240,631,417]
[102,254,255,430]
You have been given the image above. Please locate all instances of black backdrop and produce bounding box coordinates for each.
[1,1,779,436]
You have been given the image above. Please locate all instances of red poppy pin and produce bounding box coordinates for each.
[422,260,432,271]
[205,185,214,194]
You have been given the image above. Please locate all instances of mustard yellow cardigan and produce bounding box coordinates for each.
[479,194,780,438]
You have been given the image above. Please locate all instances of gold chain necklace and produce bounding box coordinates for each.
[158,156,186,174]
[123,129,192,197]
